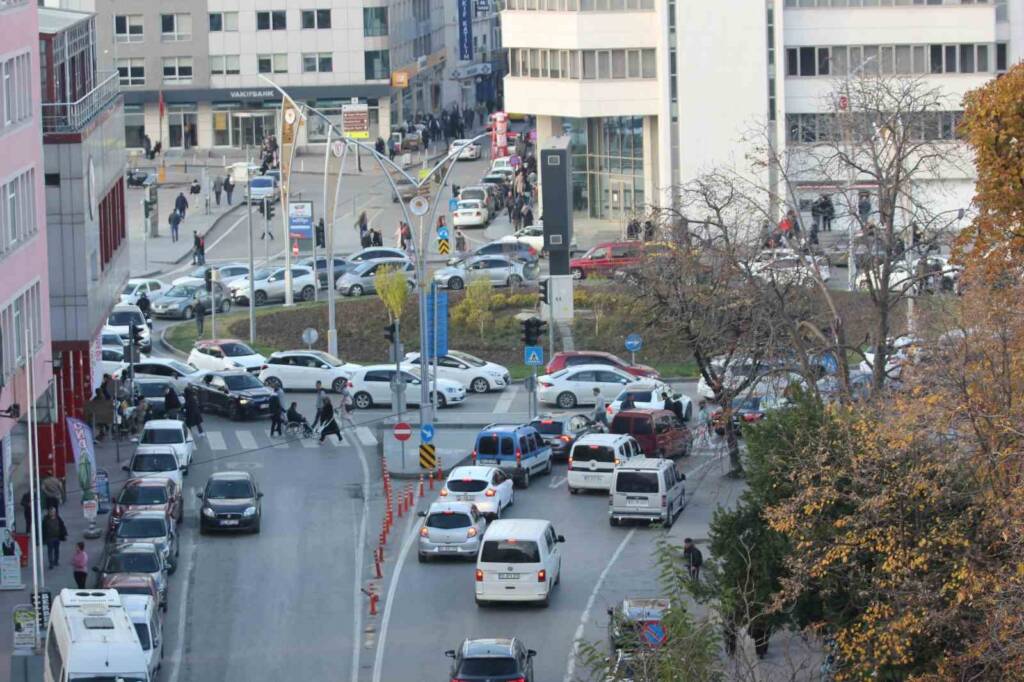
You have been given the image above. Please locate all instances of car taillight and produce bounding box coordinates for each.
[471,450,476,462]
[260,364,268,370]
[743,414,760,422]
[661,494,667,508]
[538,380,553,388]
[485,489,495,497]
[559,435,572,443]
[420,527,429,537]
[515,449,522,464]
[467,527,478,538]
[440,488,449,497]
[537,569,546,582]
[606,405,613,414]
[475,569,483,582]
[614,459,620,466]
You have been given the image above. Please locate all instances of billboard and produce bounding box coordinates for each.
[288,201,314,239]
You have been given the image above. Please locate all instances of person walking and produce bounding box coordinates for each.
[522,205,534,228]
[371,228,383,247]
[184,385,204,437]
[20,490,39,535]
[269,386,284,437]
[198,235,206,265]
[41,475,64,510]
[175,192,189,220]
[318,398,343,444]
[72,542,89,588]
[455,228,467,254]
[189,178,201,198]
[696,400,710,447]
[213,176,224,206]
[164,386,182,421]
[821,194,834,232]
[592,388,608,427]
[682,538,703,581]
[168,209,181,243]
[356,211,369,239]
[224,175,235,205]
[143,134,153,160]
[194,296,206,336]
[192,231,202,265]
[42,507,67,570]
[312,381,328,430]
[136,290,151,318]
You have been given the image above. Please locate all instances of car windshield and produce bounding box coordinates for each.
[250,268,274,281]
[138,383,170,398]
[119,486,168,505]
[223,374,264,390]
[616,471,659,493]
[531,420,564,435]
[449,351,486,367]
[617,390,654,403]
[131,454,178,472]
[250,177,272,188]
[447,479,488,493]
[458,658,517,675]
[122,284,138,295]
[117,517,168,539]
[134,623,152,651]
[353,260,377,275]
[105,552,160,573]
[166,285,197,297]
[481,540,541,563]
[114,586,154,597]
[457,201,481,210]
[426,512,472,529]
[221,342,256,357]
[141,429,182,445]
[308,351,343,367]
[574,445,616,463]
[107,311,143,326]
[206,479,255,499]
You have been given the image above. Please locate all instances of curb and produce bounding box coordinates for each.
[158,324,189,359]
[171,203,245,266]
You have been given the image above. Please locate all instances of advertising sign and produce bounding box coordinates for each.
[288,201,314,239]
[66,417,96,503]
[12,605,35,653]
[342,103,370,140]
[457,0,474,61]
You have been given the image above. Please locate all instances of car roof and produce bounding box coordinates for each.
[462,638,516,657]
[483,518,551,538]
[449,465,501,480]
[120,594,157,618]
[614,408,672,418]
[193,338,244,348]
[426,500,477,515]
[203,370,256,378]
[620,381,665,392]
[556,350,616,360]
[103,573,156,588]
[559,363,631,374]
[616,457,671,471]
[207,470,254,482]
[142,419,184,429]
[118,510,169,522]
[479,423,532,434]
[123,477,171,489]
[111,542,159,554]
[110,303,143,313]
[574,433,633,447]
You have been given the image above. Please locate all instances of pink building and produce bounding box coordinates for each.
[0,1,54,531]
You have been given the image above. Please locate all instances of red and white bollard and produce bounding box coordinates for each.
[418,474,425,498]
[369,592,379,616]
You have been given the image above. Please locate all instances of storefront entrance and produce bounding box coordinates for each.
[231,111,276,148]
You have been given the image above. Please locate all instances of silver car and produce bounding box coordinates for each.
[106,510,180,574]
[434,255,535,291]
[336,258,416,297]
[229,266,318,304]
[417,501,486,562]
[150,282,230,319]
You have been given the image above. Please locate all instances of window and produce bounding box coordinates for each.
[162,57,193,83]
[256,10,287,30]
[114,14,144,43]
[302,53,333,73]
[208,11,238,32]
[210,55,240,75]
[364,50,390,80]
[301,9,331,28]
[257,54,288,74]
[0,282,43,379]
[0,168,36,256]
[996,42,1007,72]
[1,53,32,128]
[160,13,192,41]
[117,58,145,86]
[363,7,388,36]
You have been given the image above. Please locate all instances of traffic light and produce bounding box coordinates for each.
[265,200,275,220]
[315,219,326,249]
[129,322,144,347]
[539,278,549,306]
[521,317,546,346]
[204,268,213,293]
[257,201,265,216]
[384,322,397,344]
[143,199,155,219]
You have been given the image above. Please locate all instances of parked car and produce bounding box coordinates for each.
[138,419,195,472]
[150,281,230,319]
[449,139,481,160]
[402,350,510,393]
[197,470,263,534]
[417,500,487,561]
[609,408,691,458]
[453,199,489,228]
[122,450,183,493]
[461,239,539,265]
[545,351,659,379]
[445,639,536,681]
[748,248,831,285]
[126,168,155,188]
[347,366,465,409]
[570,241,644,280]
[258,350,360,393]
[537,364,637,409]
[695,356,764,401]
[296,255,349,289]
[192,371,276,420]
[458,186,495,215]
[712,395,790,436]
[336,258,416,297]
[433,255,535,290]
[228,265,317,305]
[131,357,204,392]
[172,263,251,288]
[246,175,280,204]
[439,465,514,520]
[106,510,179,574]
[481,172,510,188]
[187,339,266,373]
[120,279,166,306]
[98,347,129,380]
[339,247,409,276]
[109,478,183,530]
[103,304,152,353]
[529,414,605,462]
[471,423,552,488]
[93,542,169,608]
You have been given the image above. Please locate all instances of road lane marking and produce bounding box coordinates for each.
[549,475,567,489]
[494,385,520,415]
[166,485,197,682]
[563,529,636,682]
[349,419,372,682]
[371,506,420,682]
[206,212,248,256]
[205,431,226,450]
[356,426,377,446]
[236,430,258,451]
[302,437,320,448]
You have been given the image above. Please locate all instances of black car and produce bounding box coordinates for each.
[446,638,535,682]
[296,256,349,289]
[197,470,263,533]
[133,378,181,419]
[530,414,605,461]
[126,168,155,188]
[193,371,274,420]
[607,598,670,652]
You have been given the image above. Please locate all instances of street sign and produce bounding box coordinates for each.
[448,198,458,212]
[425,290,449,357]
[524,346,544,366]
[419,443,437,469]
[341,102,370,139]
[31,591,51,632]
[302,327,319,348]
[420,423,435,443]
[438,239,450,255]
[641,621,667,647]
[393,422,412,442]
[625,333,643,353]
[12,604,35,653]
[438,227,449,240]
[409,195,429,216]
[288,200,314,239]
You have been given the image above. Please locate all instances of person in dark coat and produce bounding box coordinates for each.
[184,385,204,436]
[164,387,182,420]
[42,507,67,570]
[371,229,383,247]
[683,537,703,581]
[224,176,235,205]
[269,387,284,437]
[318,398,343,444]
[175,192,189,220]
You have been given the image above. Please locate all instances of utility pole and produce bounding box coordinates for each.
[246,166,256,343]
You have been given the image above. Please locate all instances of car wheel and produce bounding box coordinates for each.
[664,508,674,528]
[568,486,579,495]
[264,376,282,390]
[475,598,488,607]
[544,458,552,475]
[418,552,427,563]
[432,393,448,409]
[571,267,585,280]
[507,274,522,288]
[520,469,531,489]
[470,377,490,394]
[448,277,464,291]
[685,402,693,421]
[349,284,364,297]
[494,503,501,520]
[555,564,561,585]
[301,285,316,302]
[508,490,514,507]
[539,591,550,608]
[610,517,620,527]
[182,306,194,320]
[230,402,244,421]
[254,290,268,305]
[220,300,231,314]
[332,377,348,394]
[252,518,261,534]
[556,392,578,409]
[353,391,373,409]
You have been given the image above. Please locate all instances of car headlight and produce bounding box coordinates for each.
[238,398,249,405]
[243,506,257,517]
[202,507,215,518]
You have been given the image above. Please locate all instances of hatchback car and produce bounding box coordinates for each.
[433,255,534,291]
[453,199,489,228]
[131,357,203,392]
[93,541,168,608]
[537,364,637,409]
[197,471,263,533]
[229,265,317,304]
[529,414,605,461]
[545,351,659,379]
[440,465,514,519]
[104,304,152,353]
[138,420,195,472]
[193,371,275,420]
[246,175,279,204]
[106,510,179,574]
[188,339,266,373]
[348,366,466,409]
[110,478,183,529]
[336,258,416,297]
[457,186,494,214]
[449,139,481,160]
[339,247,408,276]
[462,239,538,265]
[417,501,486,562]
[150,281,230,319]
[120,279,166,306]
[122,450,183,491]
[445,638,536,682]
[402,350,510,393]
[258,350,361,393]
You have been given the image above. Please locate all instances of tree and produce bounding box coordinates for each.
[375,265,410,322]
[451,278,493,339]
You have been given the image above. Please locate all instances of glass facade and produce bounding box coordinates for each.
[124,103,146,148]
[564,116,645,219]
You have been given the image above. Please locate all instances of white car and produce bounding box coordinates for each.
[504,225,574,256]
[131,357,204,393]
[607,380,693,422]
[749,249,830,285]
[347,365,466,409]
[696,356,761,401]
[187,339,266,374]
[98,347,129,380]
[402,350,510,393]
[138,419,195,474]
[537,364,636,409]
[120,278,166,306]
[854,256,960,294]
[417,501,487,562]
[172,263,251,288]
[103,304,152,353]
[858,335,918,378]
[453,199,489,228]
[490,156,513,173]
[246,175,280,204]
[258,350,361,393]
[440,465,514,519]
[123,448,184,492]
[449,139,481,160]
[229,266,318,305]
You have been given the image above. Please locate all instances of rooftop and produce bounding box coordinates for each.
[37,6,92,34]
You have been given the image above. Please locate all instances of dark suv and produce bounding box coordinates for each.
[445,638,536,682]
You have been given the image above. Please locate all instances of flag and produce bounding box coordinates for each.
[65,417,96,501]
[158,90,165,120]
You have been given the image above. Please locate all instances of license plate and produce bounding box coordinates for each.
[220,519,239,526]
[438,546,457,553]
[259,404,269,410]
[585,475,601,481]
[457,495,473,502]
[627,497,647,507]
[498,573,517,580]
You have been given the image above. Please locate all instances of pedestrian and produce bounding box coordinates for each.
[194,296,205,336]
[164,386,182,421]
[168,210,181,242]
[224,175,235,205]
[20,490,38,535]
[42,507,67,570]
[455,228,467,254]
[184,385,204,437]
[318,398,343,444]
[143,134,153,160]
[522,205,534,228]
[821,194,834,232]
[189,178,201,197]
[136,290,151,318]
[269,386,283,437]
[620,392,636,411]
[361,230,372,248]
[198,234,206,265]
[665,392,686,424]
[371,228,383,247]
[696,400,711,446]
[41,474,64,510]
[192,231,202,265]
[213,176,224,206]
[682,537,703,581]
[175,191,189,220]
[356,211,369,238]
[312,381,328,429]
[592,388,608,426]
[858,191,872,225]
[72,542,89,589]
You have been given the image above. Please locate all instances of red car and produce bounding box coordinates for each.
[545,351,659,379]
[109,478,183,532]
[569,241,644,280]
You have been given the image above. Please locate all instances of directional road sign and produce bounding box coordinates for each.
[393,422,412,441]
[438,239,450,255]
[438,227,449,240]
[625,333,643,353]
[524,345,544,366]
[448,198,458,212]
[420,423,435,443]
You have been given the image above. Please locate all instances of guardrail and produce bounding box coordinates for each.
[41,71,120,134]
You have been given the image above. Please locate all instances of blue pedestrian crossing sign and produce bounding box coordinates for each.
[448,198,458,212]
[524,346,544,366]
[420,423,435,444]
[438,227,449,240]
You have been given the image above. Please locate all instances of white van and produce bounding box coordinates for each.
[609,458,686,527]
[44,588,151,682]
[122,594,163,679]
[566,434,641,494]
[475,519,564,607]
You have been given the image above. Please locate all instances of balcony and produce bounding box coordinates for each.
[41,71,120,134]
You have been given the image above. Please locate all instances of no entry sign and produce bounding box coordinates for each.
[393,422,412,441]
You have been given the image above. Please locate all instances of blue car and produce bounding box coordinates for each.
[471,423,553,488]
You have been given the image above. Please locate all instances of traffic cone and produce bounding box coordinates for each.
[418,475,425,498]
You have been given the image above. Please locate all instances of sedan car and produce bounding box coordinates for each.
[106,510,179,574]
[537,364,637,409]
[296,256,348,290]
[104,304,152,353]
[171,263,251,288]
[187,339,266,373]
[109,478,183,530]
[546,351,659,380]
[193,371,275,420]
[138,420,195,473]
[98,347,129,380]
[258,350,361,393]
[417,501,486,561]
[336,258,416,297]
[505,225,577,256]
[440,466,514,520]
[453,199,489,228]
[608,598,671,652]
[433,255,535,291]
[133,378,182,419]
[402,350,510,393]
[122,450,183,492]
[126,168,155,188]
[120,278,166,306]
[529,414,605,462]
[445,638,535,682]
[338,247,408,276]
[131,357,203,392]
[607,381,692,422]
[229,265,318,305]
[449,139,481,160]
[102,574,161,606]
[457,186,495,215]
[93,541,168,608]
[197,470,263,534]
[347,366,465,409]
[150,281,230,319]
[460,239,539,265]
[712,395,790,436]
[749,249,831,285]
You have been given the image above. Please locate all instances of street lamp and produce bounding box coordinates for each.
[234,112,259,343]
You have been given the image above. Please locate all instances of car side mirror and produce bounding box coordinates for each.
[444,650,456,659]
[122,465,129,471]
[257,492,264,498]
[527,649,537,658]
[195,492,203,499]
[322,364,331,370]
[557,534,565,543]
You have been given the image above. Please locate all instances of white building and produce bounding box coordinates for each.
[502,0,1021,223]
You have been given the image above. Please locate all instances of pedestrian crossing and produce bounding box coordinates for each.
[195,425,379,452]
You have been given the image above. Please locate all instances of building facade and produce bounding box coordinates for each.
[502,0,1021,223]
[0,0,54,526]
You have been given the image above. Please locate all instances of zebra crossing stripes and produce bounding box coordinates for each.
[198,425,380,454]
[205,431,227,451]
[356,427,377,446]
[236,430,259,451]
